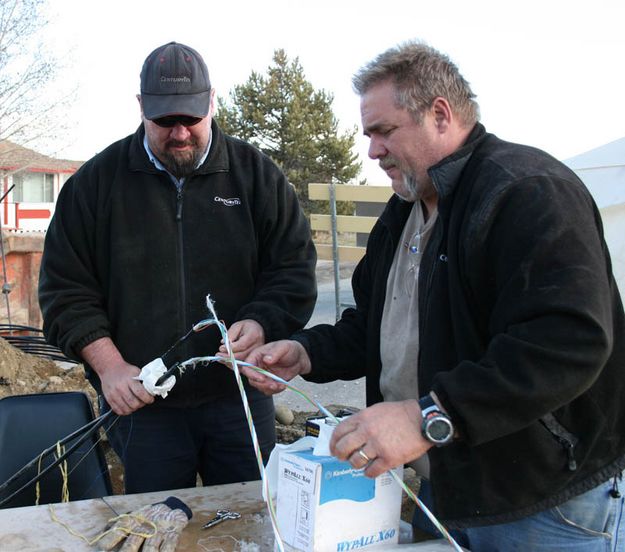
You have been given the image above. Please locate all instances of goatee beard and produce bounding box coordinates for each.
[161,139,203,179]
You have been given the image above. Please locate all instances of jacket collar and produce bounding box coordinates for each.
[128,119,230,175]
[378,123,488,243]
[428,122,487,202]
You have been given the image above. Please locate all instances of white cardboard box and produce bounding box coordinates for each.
[277,448,403,552]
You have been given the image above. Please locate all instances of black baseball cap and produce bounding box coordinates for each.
[140,42,211,120]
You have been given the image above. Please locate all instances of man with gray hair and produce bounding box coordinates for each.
[245,41,625,550]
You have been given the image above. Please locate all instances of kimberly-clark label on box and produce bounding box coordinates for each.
[277,448,402,552]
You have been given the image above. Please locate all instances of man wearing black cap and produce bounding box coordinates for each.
[38,42,317,493]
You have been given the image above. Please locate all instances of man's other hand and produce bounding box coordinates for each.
[218,319,265,360]
[240,340,312,395]
[329,400,432,478]
[81,337,154,416]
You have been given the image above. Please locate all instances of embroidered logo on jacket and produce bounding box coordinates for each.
[214,196,241,207]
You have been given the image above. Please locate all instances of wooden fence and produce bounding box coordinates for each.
[308,183,392,319]
[308,183,392,262]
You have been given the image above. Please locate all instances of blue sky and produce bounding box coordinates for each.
[45,0,625,183]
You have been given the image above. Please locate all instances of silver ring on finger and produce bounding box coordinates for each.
[358,447,372,464]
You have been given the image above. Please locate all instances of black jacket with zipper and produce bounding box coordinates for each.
[295,124,625,527]
[39,122,317,407]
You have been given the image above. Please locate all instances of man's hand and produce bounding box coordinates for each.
[81,337,154,416]
[241,340,312,395]
[218,319,265,360]
[99,361,156,415]
[330,400,432,478]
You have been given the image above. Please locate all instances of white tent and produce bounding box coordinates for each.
[564,137,625,295]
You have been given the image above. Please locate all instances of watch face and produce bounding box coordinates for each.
[426,416,453,444]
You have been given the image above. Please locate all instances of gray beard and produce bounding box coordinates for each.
[395,173,419,202]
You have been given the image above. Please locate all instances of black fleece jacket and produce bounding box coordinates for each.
[39,122,317,407]
[295,124,625,527]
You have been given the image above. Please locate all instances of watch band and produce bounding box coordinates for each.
[418,394,439,417]
[419,394,454,446]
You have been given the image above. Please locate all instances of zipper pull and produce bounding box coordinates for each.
[610,475,621,498]
[565,443,577,471]
[176,191,183,221]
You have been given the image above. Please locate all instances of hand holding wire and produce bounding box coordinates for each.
[80,337,154,415]
[242,339,312,394]
[217,319,265,360]
[99,360,154,416]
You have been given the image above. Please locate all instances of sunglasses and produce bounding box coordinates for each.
[151,115,203,128]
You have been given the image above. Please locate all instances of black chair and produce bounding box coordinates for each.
[0,391,112,508]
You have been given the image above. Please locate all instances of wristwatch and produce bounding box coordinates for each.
[419,395,454,446]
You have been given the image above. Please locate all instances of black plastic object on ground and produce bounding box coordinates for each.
[0,391,113,508]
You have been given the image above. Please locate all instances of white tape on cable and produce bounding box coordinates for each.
[134,357,176,398]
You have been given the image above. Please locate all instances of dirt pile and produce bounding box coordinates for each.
[0,336,95,402]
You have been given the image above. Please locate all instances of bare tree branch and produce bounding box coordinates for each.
[0,0,75,158]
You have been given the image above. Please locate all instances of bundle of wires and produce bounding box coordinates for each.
[0,324,77,364]
[0,302,462,550]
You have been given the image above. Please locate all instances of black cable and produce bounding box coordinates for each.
[0,409,113,495]
[0,184,15,204]
[154,361,182,387]
[0,323,43,333]
[0,324,77,364]
[0,319,212,505]
[0,410,117,507]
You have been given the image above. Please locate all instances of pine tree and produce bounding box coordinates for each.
[216,49,361,215]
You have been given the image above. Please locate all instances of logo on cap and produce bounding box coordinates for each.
[160,76,191,83]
